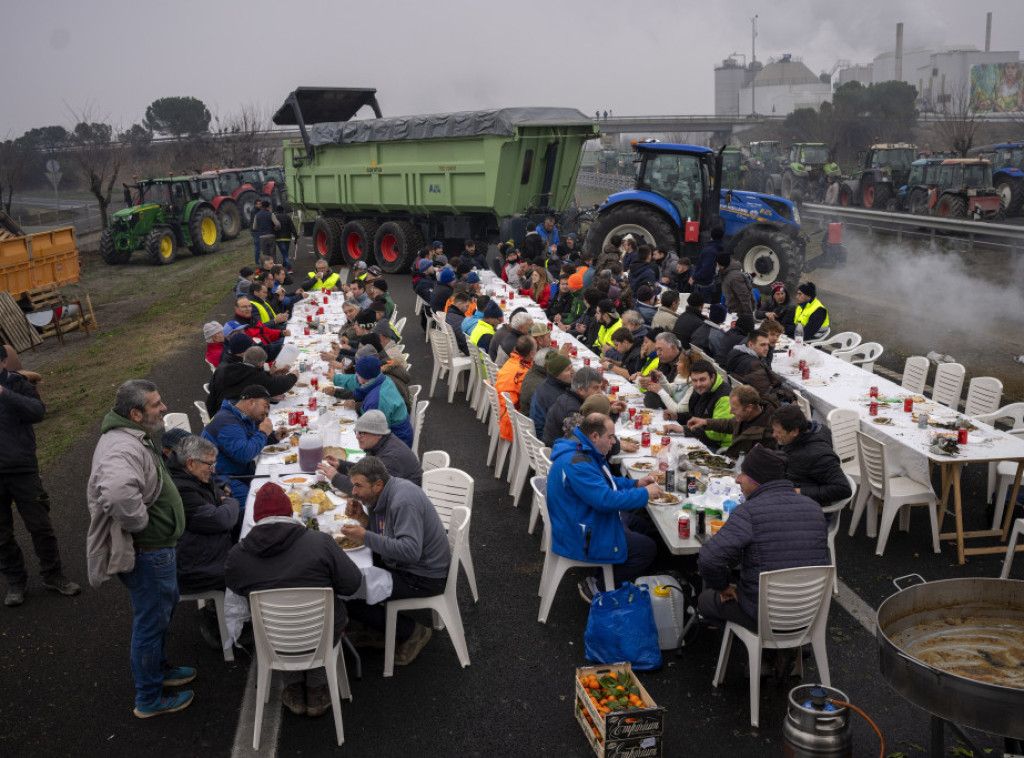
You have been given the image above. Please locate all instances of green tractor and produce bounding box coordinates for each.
[780,143,841,204]
[744,141,784,193]
[99,177,223,266]
[838,143,916,209]
[720,147,746,189]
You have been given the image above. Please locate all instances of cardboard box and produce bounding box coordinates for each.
[575,662,665,757]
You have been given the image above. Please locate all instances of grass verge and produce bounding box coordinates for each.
[34,247,249,468]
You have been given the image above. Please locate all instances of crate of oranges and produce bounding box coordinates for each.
[574,663,664,757]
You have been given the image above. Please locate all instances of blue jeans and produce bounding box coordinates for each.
[118,548,179,707]
[276,240,292,270]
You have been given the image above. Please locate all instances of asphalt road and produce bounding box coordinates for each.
[2,258,1018,757]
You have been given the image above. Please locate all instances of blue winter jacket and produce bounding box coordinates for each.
[696,479,828,621]
[546,428,649,564]
[202,400,273,502]
[461,312,482,337]
[529,375,570,437]
[333,373,414,447]
[692,239,722,287]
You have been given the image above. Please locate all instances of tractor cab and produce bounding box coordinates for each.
[634,143,717,225]
[791,144,831,165]
[749,141,782,164]
[992,143,1024,171]
[931,159,999,219]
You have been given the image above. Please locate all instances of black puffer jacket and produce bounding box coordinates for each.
[779,422,853,508]
[672,308,704,349]
[169,457,239,592]
[0,369,45,473]
[542,389,584,447]
[206,362,297,417]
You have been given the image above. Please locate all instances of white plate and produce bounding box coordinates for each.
[803,379,828,387]
[626,458,658,473]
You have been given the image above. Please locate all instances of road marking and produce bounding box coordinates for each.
[231,660,281,758]
[835,580,877,633]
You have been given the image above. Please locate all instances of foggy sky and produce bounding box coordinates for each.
[3,0,1022,138]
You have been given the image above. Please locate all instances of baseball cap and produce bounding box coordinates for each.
[223,320,247,338]
[367,265,383,277]
[238,384,271,400]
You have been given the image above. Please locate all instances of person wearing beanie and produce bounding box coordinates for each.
[715,312,757,366]
[225,480,362,717]
[412,257,436,329]
[367,278,395,319]
[236,266,256,296]
[527,349,575,436]
[429,267,456,313]
[317,410,423,491]
[160,427,193,460]
[757,281,796,327]
[227,332,255,358]
[594,299,623,352]
[469,300,504,351]
[697,443,828,638]
[788,281,830,340]
[687,385,776,460]
[204,321,226,368]
[717,252,756,317]
[691,225,724,301]
[670,291,704,348]
[327,356,414,447]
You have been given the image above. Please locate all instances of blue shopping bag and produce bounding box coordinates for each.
[584,582,662,671]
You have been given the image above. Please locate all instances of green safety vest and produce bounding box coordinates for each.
[250,298,277,325]
[469,320,496,347]
[794,298,829,329]
[595,318,623,349]
[636,354,659,392]
[307,271,340,291]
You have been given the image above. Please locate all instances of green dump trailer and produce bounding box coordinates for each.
[274,88,599,273]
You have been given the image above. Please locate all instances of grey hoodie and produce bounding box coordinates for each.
[362,476,450,580]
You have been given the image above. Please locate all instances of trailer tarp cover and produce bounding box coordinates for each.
[272,87,382,126]
[308,107,594,146]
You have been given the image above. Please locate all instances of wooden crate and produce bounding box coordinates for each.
[575,697,663,758]
[575,662,665,755]
[0,291,43,352]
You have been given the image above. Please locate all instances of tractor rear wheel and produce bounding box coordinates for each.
[861,177,877,208]
[839,184,854,206]
[189,206,221,255]
[780,173,794,200]
[238,191,258,228]
[313,217,343,263]
[871,184,892,210]
[583,203,676,258]
[217,200,241,240]
[146,226,177,266]
[374,221,423,274]
[764,177,776,196]
[99,229,131,265]
[909,189,930,215]
[996,178,1023,218]
[935,194,967,218]
[745,170,765,192]
[340,220,379,267]
[732,229,803,294]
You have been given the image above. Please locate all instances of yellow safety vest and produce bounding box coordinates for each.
[595,318,623,349]
[637,354,659,392]
[794,298,829,329]
[250,298,277,325]
[469,320,496,347]
[307,271,340,291]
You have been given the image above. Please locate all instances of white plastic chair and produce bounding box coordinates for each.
[975,403,1024,528]
[522,432,550,534]
[423,307,435,344]
[441,323,475,404]
[411,401,429,459]
[826,409,865,538]
[250,588,351,748]
[856,432,940,556]
[963,376,1003,417]
[483,382,512,478]
[421,450,450,471]
[507,403,536,507]
[820,473,857,596]
[791,389,812,421]
[206,360,216,373]
[532,476,614,624]
[810,331,860,353]
[901,356,930,395]
[194,400,211,426]
[1000,518,1024,579]
[833,341,884,374]
[930,363,965,409]
[422,468,478,603]
[393,316,407,338]
[164,412,191,433]
[712,566,835,728]
[500,392,524,488]
[383,506,472,677]
[478,354,499,423]
[178,589,233,661]
[407,384,421,421]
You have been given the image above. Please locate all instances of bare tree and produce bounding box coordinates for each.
[66,106,127,228]
[930,84,981,156]
[212,103,276,168]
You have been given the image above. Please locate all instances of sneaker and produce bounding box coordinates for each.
[133,690,194,718]
[4,585,25,607]
[42,575,81,596]
[163,666,197,686]
[346,629,385,649]
[281,682,306,716]
[305,685,332,718]
[394,623,432,666]
[578,576,600,604]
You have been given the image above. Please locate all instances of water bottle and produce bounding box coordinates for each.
[794,323,804,345]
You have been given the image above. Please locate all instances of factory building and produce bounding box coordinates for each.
[714,55,833,117]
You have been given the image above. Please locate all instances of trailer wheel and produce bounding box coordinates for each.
[935,195,966,218]
[146,226,178,266]
[732,229,803,293]
[313,217,343,262]
[217,199,241,240]
[374,221,423,274]
[583,203,675,258]
[188,206,221,255]
[340,220,379,267]
[238,190,258,228]
[99,229,131,265]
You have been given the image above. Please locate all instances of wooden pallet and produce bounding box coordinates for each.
[0,291,43,352]
[24,284,64,311]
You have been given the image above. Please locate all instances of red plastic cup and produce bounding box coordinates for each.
[641,431,651,448]
[628,407,637,419]
[306,314,313,323]
[611,385,619,395]
[634,418,643,430]
[303,326,310,336]
[323,293,329,304]
[310,376,319,390]
[801,367,810,380]
[904,398,914,412]
[869,401,879,416]
[958,428,968,445]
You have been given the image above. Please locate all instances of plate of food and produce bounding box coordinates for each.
[322,446,348,461]
[803,379,828,387]
[626,459,657,473]
[871,417,894,426]
[262,445,290,454]
[649,492,682,506]
[281,475,311,485]
[334,535,365,551]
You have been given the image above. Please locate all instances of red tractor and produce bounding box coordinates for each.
[928,159,1000,220]
[199,168,264,230]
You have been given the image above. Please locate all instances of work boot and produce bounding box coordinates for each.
[346,628,385,649]
[305,685,332,718]
[281,683,306,716]
[394,623,432,666]
[42,575,81,596]
[5,585,26,607]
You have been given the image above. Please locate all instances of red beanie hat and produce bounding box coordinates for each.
[254,482,293,521]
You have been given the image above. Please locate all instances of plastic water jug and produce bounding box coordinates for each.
[635,575,685,650]
[297,434,323,473]
[275,343,299,370]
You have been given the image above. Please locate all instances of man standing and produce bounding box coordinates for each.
[690,225,723,301]
[687,386,775,459]
[697,445,828,633]
[547,413,662,601]
[319,410,423,490]
[717,252,755,317]
[86,379,193,717]
[252,200,280,262]
[340,458,450,665]
[495,336,536,446]
[273,205,298,273]
[1,345,79,607]
[771,405,852,509]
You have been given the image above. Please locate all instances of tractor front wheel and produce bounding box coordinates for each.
[871,184,892,210]
[238,191,258,228]
[217,200,241,240]
[583,203,676,258]
[732,229,804,294]
[909,189,930,215]
[189,206,221,255]
[99,229,131,265]
[374,221,423,274]
[996,178,1023,218]
[146,227,177,266]
[340,220,379,267]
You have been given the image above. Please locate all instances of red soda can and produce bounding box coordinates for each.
[303,326,310,336]
[628,407,637,419]
[323,293,329,304]
[317,307,325,315]
[571,346,578,357]
[869,386,879,398]
[801,366,810,380]
[662,436,671,448]
[904,398,913,412]
[634,417,643,430]
[799,359,807,370]
[311,376,319,390]
[288,411,297,425]
[306,314,313,323]
[583,357,590,367]
[299,415,308,428]
[678,513,691,539]
[957,428,968,445]
[308,396,317,411]
[641,431,651,448]
[869,401,879,416]
[611,385,619,395]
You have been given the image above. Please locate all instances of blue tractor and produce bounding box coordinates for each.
[584,141,809,293]
[990,142,1024,217]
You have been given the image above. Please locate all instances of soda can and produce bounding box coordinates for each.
[869,401,878,416]
[957,428,968,445]
[311,376,319,390]
[288,411,298,426]
[869,386,879,398]
[306,314,313,323]
[801,367,810,380]
[686,474,698,495]
[799,359,807,370]
[917,412,929,429]
[583,357,590,367]
[634,417,643,430]
[664,469,675,491]
[641,431,651,448]
[695,507,707,535]
[904,398,913,412]
[662,436,672,448]
[298,359,307,373]
[628,407,637,419]
[677,512,691,539]
[301,502,314,521]
[303,326,310,336]
[308,396,317,411]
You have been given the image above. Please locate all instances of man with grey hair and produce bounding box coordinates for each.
[205,345,296,417]
[640,332,683,409]
[1,344,79,607]
[318,410,423,489]
[87,379,194,718]
[489,310,534,367]
[340,457,450,665]
[542,366,617,446]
